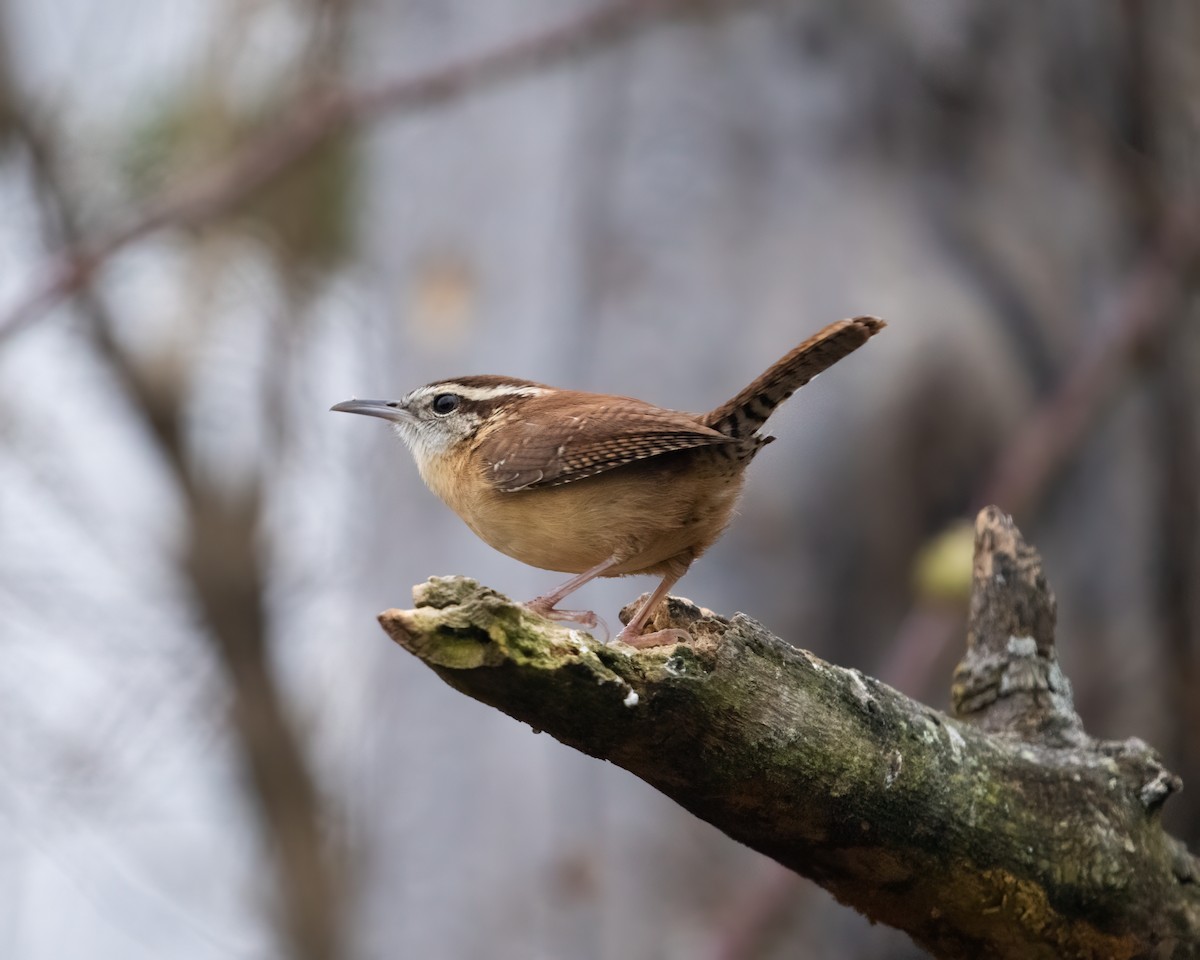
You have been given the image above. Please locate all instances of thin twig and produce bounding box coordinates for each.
[0,0,721,344]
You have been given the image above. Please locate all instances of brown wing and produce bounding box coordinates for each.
[476,391,734,492]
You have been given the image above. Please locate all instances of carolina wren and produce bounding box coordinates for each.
[334,316,884,646]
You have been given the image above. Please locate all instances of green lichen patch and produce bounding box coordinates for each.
[389,577,634,684]
[412,576,496,610]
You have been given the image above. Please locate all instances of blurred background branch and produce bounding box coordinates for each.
[880,210,1200,699]
[0,0,736,345]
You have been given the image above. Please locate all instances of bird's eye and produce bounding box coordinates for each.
[431,393,461,415]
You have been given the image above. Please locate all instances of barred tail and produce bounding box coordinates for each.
[702,316,885,440]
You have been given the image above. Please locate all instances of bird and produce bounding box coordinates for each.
[333,316,885,646]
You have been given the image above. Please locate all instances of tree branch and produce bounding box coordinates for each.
[377,507,1198,959]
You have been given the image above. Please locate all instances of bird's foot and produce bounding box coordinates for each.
[615,626,691,648]
[526,599,607,636]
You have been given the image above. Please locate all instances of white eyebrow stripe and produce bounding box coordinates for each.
[407,384,549,403]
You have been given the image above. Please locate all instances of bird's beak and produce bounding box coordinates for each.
[330,398,413,422]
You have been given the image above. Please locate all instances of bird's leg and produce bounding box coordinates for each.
[526,555,623,629]
[616,573,690,648]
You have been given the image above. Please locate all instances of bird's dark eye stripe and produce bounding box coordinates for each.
[432,393,461,415]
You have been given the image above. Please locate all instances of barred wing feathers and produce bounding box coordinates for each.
[477,393,733,493]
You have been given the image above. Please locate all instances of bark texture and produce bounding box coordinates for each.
[378,507,1199,959]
